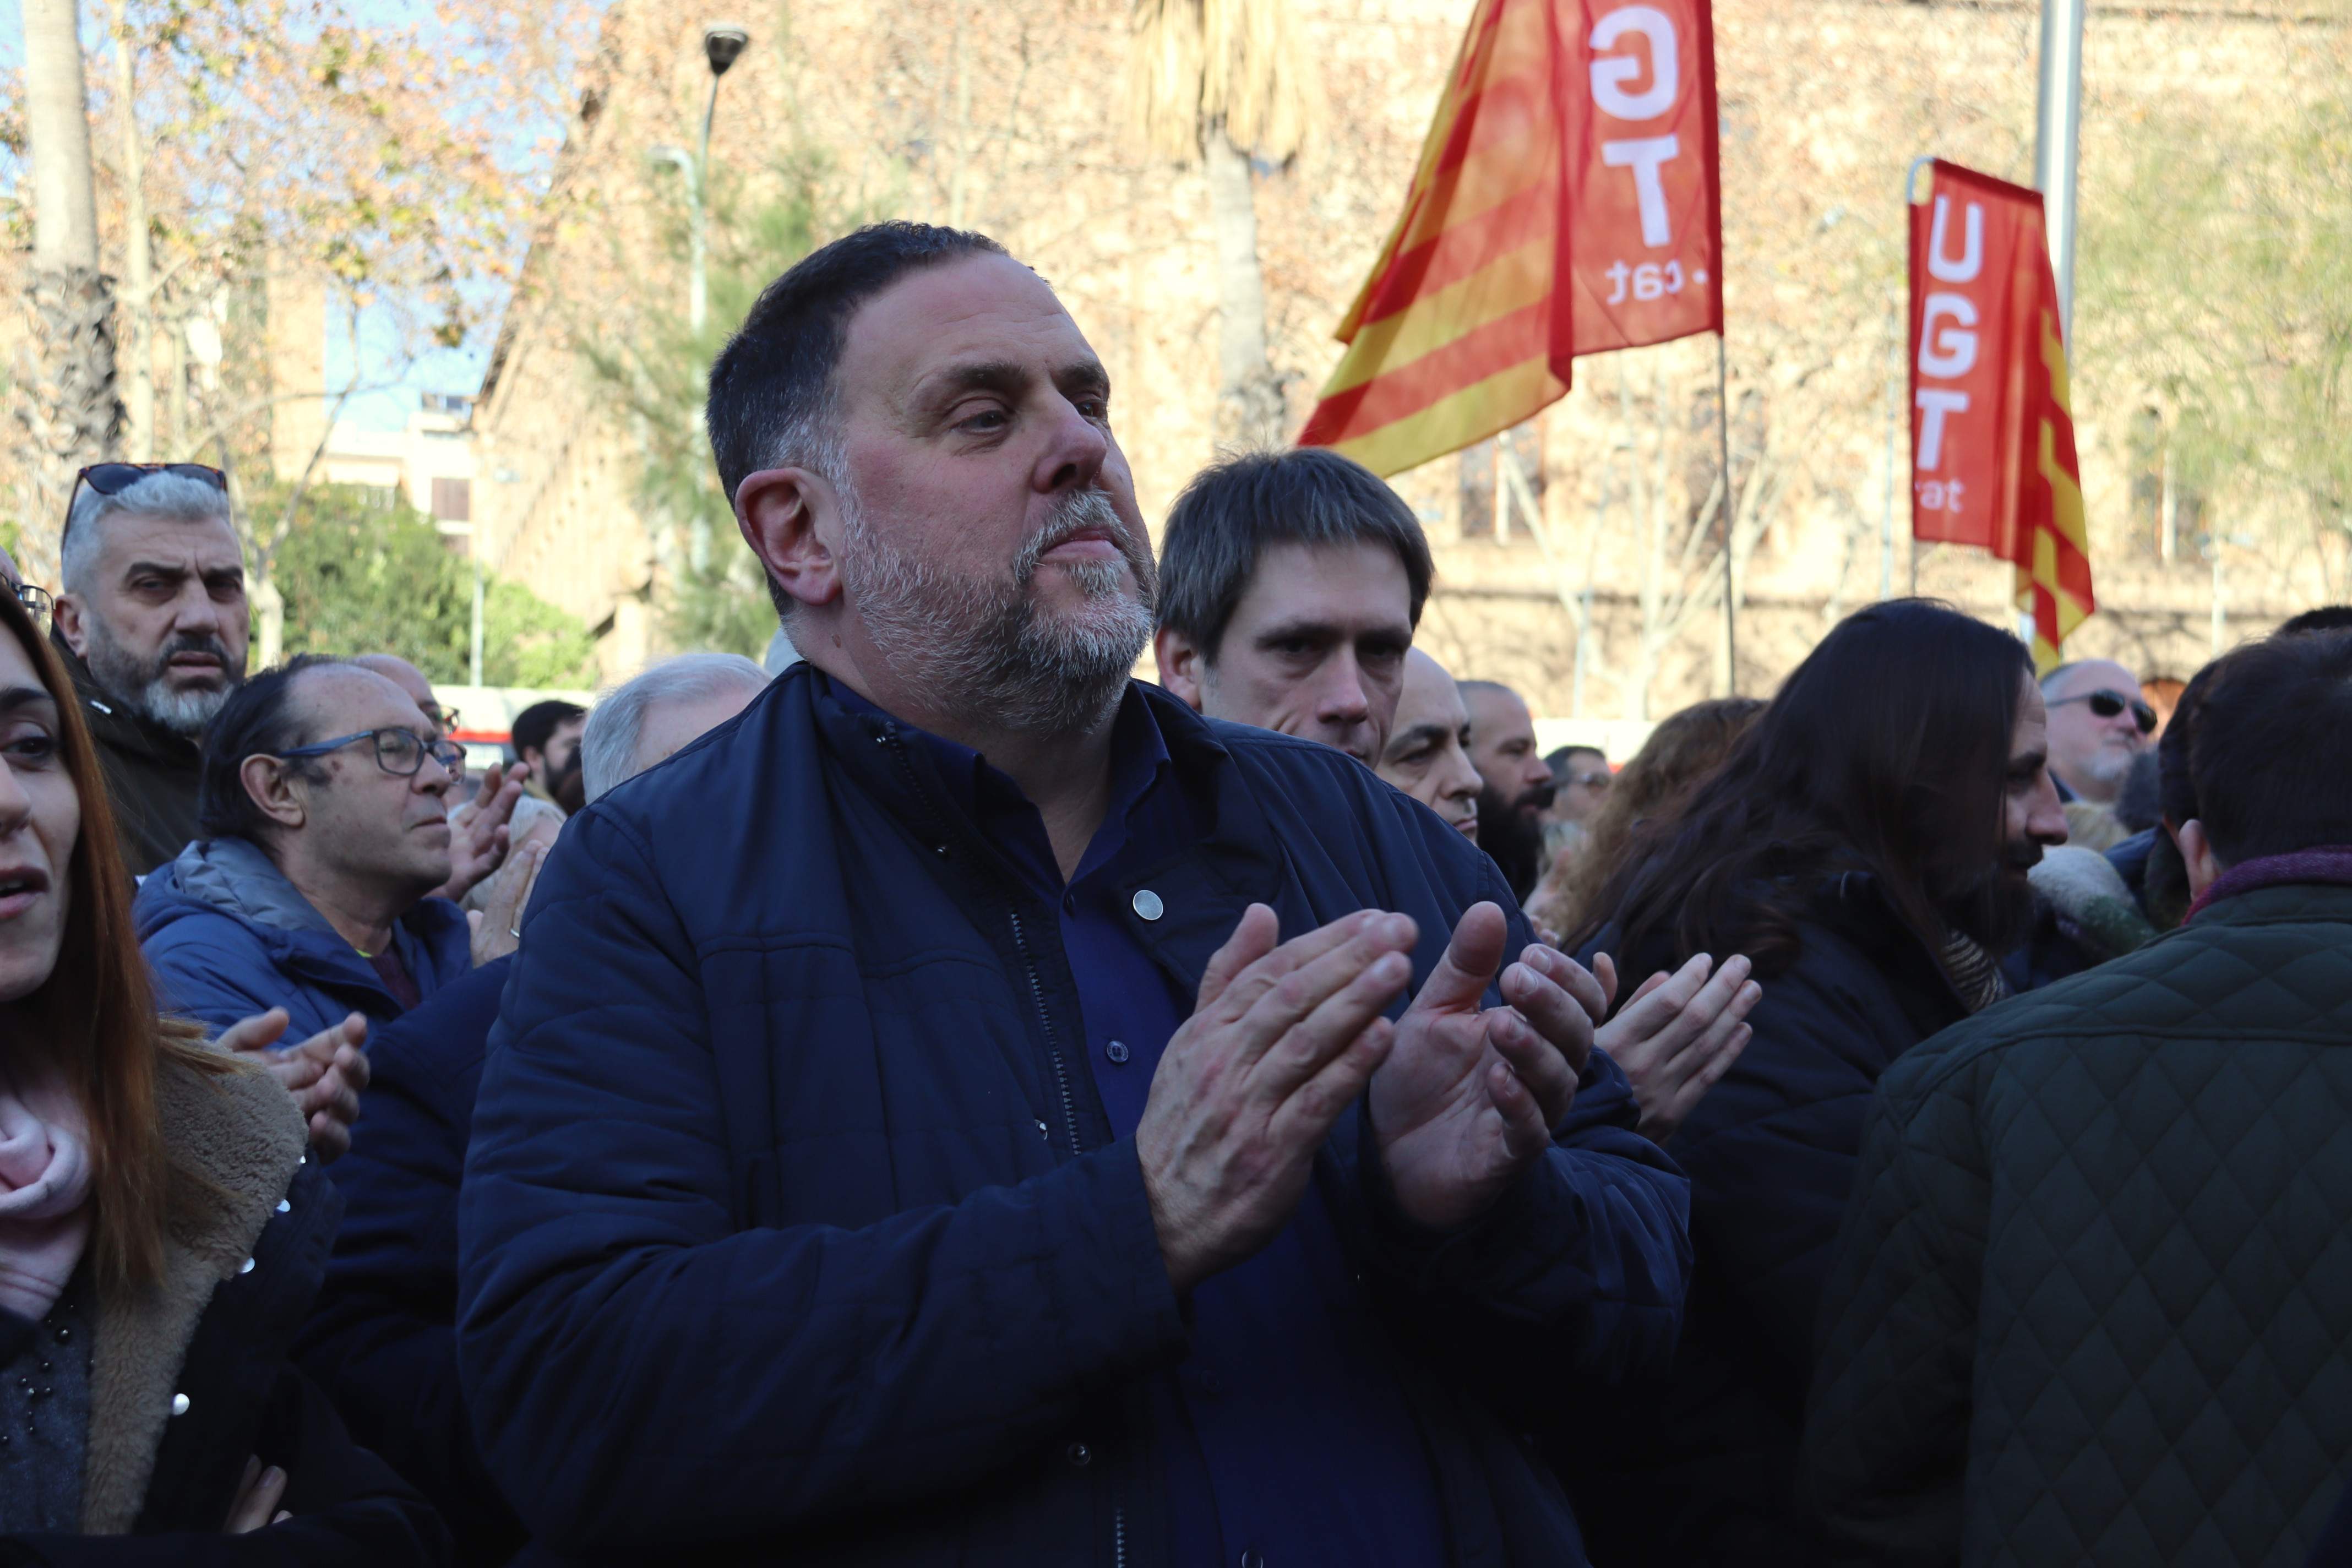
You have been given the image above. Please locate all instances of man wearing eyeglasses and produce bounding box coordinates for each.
[48,462,251,876]
[133,654,477,1047]
[2040,658,2156,805]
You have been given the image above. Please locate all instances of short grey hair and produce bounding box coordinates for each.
[581,653,771,803]
[61,471,237,594]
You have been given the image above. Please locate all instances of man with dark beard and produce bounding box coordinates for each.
[50,464,251,875]
[456,223,1690,1568]
[1461,679,1556,902]
[1553,600,2068,1567]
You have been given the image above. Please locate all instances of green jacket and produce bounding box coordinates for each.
[1805,881,2352,1568]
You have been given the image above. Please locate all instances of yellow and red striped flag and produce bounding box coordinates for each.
[1906,160,2093,669]
[1300,0,1723,478]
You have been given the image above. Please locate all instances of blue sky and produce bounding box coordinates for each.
[0,0,591,432]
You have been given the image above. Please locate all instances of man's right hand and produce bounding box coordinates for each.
[217,1009,371,1161]
[1135,905,1418,1294]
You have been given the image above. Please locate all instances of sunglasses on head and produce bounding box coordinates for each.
[2054,687,2158,735]
[71,462,230,502]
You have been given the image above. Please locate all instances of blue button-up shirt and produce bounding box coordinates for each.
[859,684,1447,1568]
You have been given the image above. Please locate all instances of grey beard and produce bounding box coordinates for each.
[2078,744,2138,790]
[80,619,243,737]
[841,485,1156,738]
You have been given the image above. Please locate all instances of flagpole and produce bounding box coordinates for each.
[2034,0,2086,339]
[1901,155,1934,602]
[1716,331,1735,694]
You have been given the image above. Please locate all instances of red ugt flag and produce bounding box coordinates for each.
[1907,160,2094,667]
[1298,0,1722,477]
[1566,0,1724,353]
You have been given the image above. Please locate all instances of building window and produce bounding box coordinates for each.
[431,477,473,522]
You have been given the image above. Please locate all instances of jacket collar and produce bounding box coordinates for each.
[47,623,203,770]
[159,837,344,941]
[800,666,1288,993]
[2187,847,2352,923]
[83,1058,306,1532]
[141,838,470,999]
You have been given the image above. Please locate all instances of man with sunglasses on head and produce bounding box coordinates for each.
[133,655,477,1047]
[50,461,252,876]
[2039,657,2155,805]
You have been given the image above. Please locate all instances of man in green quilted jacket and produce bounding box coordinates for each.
[1805,627,2352,1568]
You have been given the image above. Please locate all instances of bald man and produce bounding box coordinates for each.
[2041,658,2155,804]
[1378,650,1481,842]
[352,651,527,902]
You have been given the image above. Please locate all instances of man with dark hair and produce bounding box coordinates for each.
[1555,599,2070,1565]
[49,464,249,875]
[2279,603,2352,636]
[1153,447,1433,767]
[134,655,476,1041]
[459,221,1688,1568]
[1547,743,1610,829]
[1461,679,1555,903]
[508,697,586,814]
[1809,628,2352,1568]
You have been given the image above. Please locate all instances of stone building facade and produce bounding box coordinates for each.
[473,0,2346,709]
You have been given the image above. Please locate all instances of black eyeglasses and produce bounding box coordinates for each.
[421,704,461,737]
[10,581,51,628]
[71,462,229,501]
[2051,687,2158,735]
[270,728,466,778]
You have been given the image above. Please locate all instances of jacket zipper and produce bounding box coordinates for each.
[1113,1478,1128,1568]
[880,728,1085,1156]
[1005,905,1084,1155]
[879,722,1108,1556]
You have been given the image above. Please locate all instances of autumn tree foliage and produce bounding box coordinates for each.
[0,0,595,604]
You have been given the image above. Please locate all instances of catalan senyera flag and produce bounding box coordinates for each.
[1907,159,2093,670]
[1298,0,1723,477]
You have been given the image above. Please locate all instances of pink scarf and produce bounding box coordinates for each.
[0,1054,92,1321]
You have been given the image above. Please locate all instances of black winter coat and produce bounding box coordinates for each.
[296,960,521,1566]
[48,630,204,880]
[1558,874,1972,1566]
[1,1057,451,1566]
[456,669,1693,1567]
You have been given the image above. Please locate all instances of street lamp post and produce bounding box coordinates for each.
[654,24,750,339]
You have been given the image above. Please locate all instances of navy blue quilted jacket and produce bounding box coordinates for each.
[454,667,1691,1567]
[1807,880,2352,1567]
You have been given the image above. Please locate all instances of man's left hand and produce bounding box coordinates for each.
[1369,902,1605,1232]
[432,759,528,903]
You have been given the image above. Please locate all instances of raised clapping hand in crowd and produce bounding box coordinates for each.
[1137,902,1603,1292]
[1591,951,1761,1144]
[215,1007,371,1161]
[467,837,551,968]
[432,758,531,905]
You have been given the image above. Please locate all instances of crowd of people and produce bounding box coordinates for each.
[0,219,2348,1567]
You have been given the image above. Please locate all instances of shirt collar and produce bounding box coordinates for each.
[830,677,1173,842]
